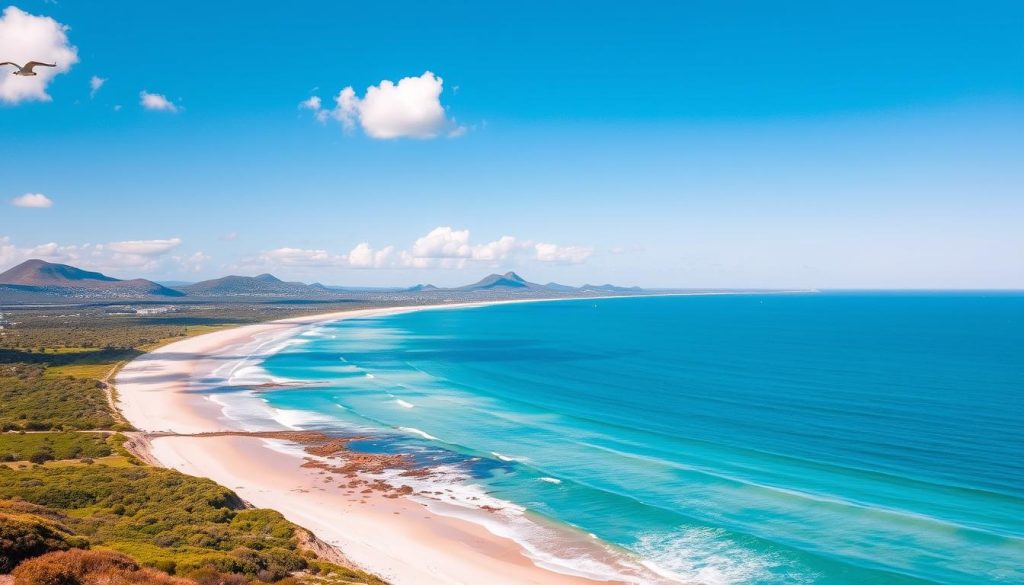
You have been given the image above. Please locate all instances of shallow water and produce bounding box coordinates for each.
[252,293,1023,584]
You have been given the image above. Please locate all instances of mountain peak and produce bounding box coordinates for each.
[458,271,542,291]
[0,259,181,298]
[0,259,120,285]
[253,273,283,283]
[502,271,526,282]
[181,273,330,297]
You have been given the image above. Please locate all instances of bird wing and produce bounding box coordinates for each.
[0,62,22,70]
[23,61,56,72]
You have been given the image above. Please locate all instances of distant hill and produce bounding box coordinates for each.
[458,271,546,291]
[0,259,119,286]
[181,273,336,297]
[580,283,644,293]
[0,261,648,304]
[0,259,184,299]
[543,282,578,292]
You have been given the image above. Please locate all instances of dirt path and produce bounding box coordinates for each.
[99,361,129,426]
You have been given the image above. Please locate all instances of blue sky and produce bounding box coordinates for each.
[1,0,1022,288]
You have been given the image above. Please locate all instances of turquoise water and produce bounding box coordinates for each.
[257,293,1023,584]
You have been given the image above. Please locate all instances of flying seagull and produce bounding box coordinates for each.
[0,61,57,76]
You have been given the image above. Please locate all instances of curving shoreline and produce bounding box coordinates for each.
[115,300,681,585]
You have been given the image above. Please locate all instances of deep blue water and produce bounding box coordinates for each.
[257,293,1024,584]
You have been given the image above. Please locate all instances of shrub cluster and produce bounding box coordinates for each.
[0,507,76,572]
[0,432,113,464]
[0,465,378,582]
[0,365,116,431]
[11,549,193,585]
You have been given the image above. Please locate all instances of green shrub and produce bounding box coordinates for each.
[10,549,192,585]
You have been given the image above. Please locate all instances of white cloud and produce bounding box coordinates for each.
[411,227,473,259]
[299,95,321,111]
[220,232,239,241]
[244,227,593,272]
[258,247,342,267]
[0,6,78,104]
[302,71,464,139]
[347,243,395,268]
[106,238,182,256]
[409,228,528,265]
[535,243,593,264]
[140,90,179,112]
[471,235,519,261]
[174,251,210,273]
[89,75,106,97]
[0,236,185,274]
[11,193,53,208]
[103,238,183,271]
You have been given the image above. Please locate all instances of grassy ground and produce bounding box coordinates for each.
[0,364,117,431]
[0,432,113,463]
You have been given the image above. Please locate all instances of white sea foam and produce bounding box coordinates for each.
[270,406,341,430]
[359,459,683,584]
[395,399,415,408]
[410,492,677,585]
[539,477,562,484]
[491,451,529,463]
[398,426,440,441]
[631,528,813,585]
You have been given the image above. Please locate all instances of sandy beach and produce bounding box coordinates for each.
[116,303,674,585]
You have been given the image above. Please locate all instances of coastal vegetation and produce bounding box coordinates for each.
[0,305,360,431]
[0,464,386,583]
[0,304,388,583]
[0,364,117,431]
[0,432,112,464]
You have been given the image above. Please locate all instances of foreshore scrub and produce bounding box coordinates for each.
[0,305,387,584]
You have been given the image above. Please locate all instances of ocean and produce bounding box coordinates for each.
[248,293,1023,584]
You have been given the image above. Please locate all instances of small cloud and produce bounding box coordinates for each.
[140,90,179,113]
[304,71,463,139]
[89,75,106,98]
[220,232,239,242]
[411,226,473,259]
[243,227,593,272]
[257,247,343,267]
[102,238,182,271]
[299,95,321,111]
[0,6,79,104]
[299,95,331,123]
[347,242,395,268]
[0,236,183,274]
[534,243,593,264]
[11,193,53,208]
[106,238,181,256]
[174,251,210,273]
